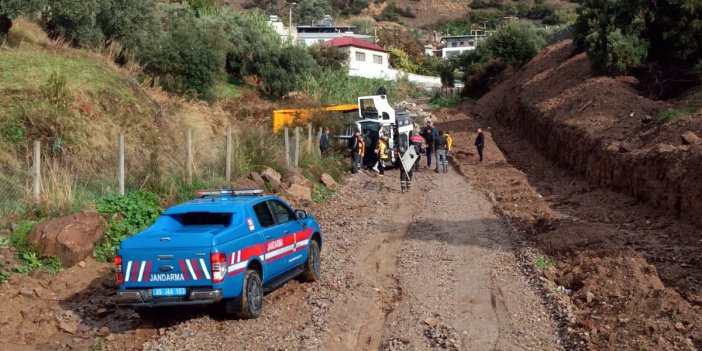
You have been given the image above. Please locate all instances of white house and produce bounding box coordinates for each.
[267,15,297,43]
[326,36,394,80]
[440,30,492,58]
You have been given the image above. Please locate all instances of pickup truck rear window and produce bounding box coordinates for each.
[173,212,233,227]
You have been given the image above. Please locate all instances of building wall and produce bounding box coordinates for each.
[346,47,394,79]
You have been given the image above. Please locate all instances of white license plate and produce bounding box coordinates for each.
[152,288,186,297]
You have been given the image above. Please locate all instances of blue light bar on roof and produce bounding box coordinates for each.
[196,189,264,197]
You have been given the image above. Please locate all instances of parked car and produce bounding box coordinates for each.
[115,189,323,319]
[453,80,465,88]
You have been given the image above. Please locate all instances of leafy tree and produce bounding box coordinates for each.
[97,0,157,46]
[389,47,418,72]
[43,0,105,48]
[258,45,319,98]
[130,4,221,97]
[294,0,331,26]
[0,0,46,45]
[308,43,348,71]
[574,0,702,76]
[438,18,472,36]
[483,22,544,67]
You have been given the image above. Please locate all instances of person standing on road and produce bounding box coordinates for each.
[349,131,363,173]
[410,132,424,171]
[373,135,389,176]
[475,128,485,162]
[319,127,330,157]
[421,122,435,168]
[435,130,449,173]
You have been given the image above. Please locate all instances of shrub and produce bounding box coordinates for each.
[376,3,415,22]
[464,59,507,98]
[294,0,331,26]
[308,43,348,72]
[0,0,46,45]
[389,47,419,73]
[484,22,544,67]
[574,0,702,76]
[334,0,369,16]
[42,0,104,48]
[95,191,162,262]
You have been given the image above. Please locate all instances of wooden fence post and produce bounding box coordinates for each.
[186,129,193,183]
[307,124,312,152]
[225,126,232,182]
[33,141,41,203]
[294,127,300,168]
[118,133,125,196]
[284,127,290,166]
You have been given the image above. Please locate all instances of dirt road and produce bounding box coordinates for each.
[136,166,560,350]
[0,161,561,351]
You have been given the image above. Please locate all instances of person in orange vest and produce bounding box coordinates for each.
[348,131,365,173]
[373,135,390,175]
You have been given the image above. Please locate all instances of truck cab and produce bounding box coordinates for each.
[354,95,414,167]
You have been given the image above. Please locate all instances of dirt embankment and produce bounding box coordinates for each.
[436,40,702,350]
[475,40,702,229]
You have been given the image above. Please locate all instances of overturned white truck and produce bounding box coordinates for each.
[340,95,416,169]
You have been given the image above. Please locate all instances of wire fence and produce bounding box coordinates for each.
[0,125,324,220]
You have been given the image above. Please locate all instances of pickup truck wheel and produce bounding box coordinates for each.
[238,269,263,319]
[301,240,321,282]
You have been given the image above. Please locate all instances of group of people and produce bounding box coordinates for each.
[320,122,486,193]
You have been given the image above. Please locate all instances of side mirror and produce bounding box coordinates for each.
[295,210,307,220]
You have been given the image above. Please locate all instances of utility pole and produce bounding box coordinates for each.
[289,2,296,36]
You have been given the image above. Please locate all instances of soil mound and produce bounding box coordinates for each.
[474,40,702,229]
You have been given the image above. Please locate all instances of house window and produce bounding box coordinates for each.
[373,55,383,64]
[459,41,464,46]
[451,42,457,47]
[355,52,366,61]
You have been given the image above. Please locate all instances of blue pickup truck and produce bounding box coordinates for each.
[115,189,322,319]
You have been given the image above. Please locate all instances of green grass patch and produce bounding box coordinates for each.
[95,191,162,262]
[657,104,700,122]
[533,254,557,273]
[0,47,139,101]
[301,70,422,106]
[429,95,462,108]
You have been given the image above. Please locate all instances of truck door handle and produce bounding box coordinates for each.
[265,235,271,240]
[284,230,289,234]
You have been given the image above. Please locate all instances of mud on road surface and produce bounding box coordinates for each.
[1,156,561,350]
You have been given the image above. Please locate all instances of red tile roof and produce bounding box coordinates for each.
[326,36,388,53]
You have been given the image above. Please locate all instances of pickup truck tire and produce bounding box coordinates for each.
[301,240,321,282]
[238,269,263,319]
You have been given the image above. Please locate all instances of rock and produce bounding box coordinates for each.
[248,172,265,186]
[586,291,595,304]
[286,184,312,202]
[320,173,338,189]
[28,210,103,267]
[288,175,312,188]
[77,261,86,268]
[261,168,282,190]
[19,286,35,297]
[641,115,653,123]
[424,317,438,327]
[59,320,78,335]
[680,131,700,145]
[618,142,632,153]
[98,327,110,337]
[674,321,685,331]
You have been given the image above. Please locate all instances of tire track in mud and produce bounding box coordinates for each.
[322,177,417,350]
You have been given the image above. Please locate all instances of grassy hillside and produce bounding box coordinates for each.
[0,19,278,220]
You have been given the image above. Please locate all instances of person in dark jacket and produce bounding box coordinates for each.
[435,130,449,173]
[420,122,435,168]
[348,131,363,173]
[475,128,485,162]
[319,128,330,157]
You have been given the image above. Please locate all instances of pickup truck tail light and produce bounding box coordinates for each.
[211,253,226,283]
[114,255,124,285]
